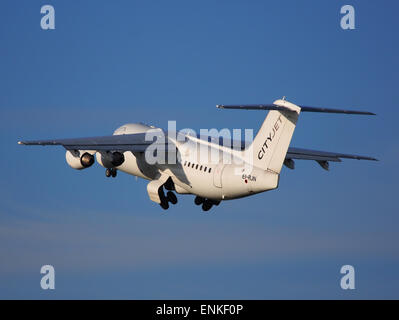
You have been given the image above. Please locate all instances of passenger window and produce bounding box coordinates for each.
[204,166,207,172]
[196,164,199,170]
[200,165,203,171]
[209,168,212,173]
[188,162,191,167]
[184,161,187,166]
[192,163,195,168]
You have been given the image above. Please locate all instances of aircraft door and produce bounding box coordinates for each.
[213,163,224,188]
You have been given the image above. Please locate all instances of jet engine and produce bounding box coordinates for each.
[65,150,95,170]
[96,151,125,168]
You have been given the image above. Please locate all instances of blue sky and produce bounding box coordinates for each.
[0,0,398,299]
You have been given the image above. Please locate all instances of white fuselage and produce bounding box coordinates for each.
[109,127,279,201]
[21,98,375,210]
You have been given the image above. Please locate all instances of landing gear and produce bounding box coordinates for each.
[202,200,213,212]
[159,190,178,210]
[195,197,220,211]
[105,168,117,178]
[160,200,169,210]
[166,191,178,205]
[194,196,204,206]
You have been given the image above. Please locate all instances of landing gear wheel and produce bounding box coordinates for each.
[111,168,117,178]
[105,168,112,177]
[202,201,212,212]
[160,201,169,210]
[166,191,178,205]
[194,196,204,206]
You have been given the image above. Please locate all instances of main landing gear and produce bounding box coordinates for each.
[159,190,178,210]
[105,168,117,178]
[194,196,220,212]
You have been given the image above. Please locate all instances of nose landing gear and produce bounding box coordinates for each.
[105,168,117,178]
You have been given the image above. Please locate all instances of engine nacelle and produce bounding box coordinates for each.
[96,151,125,168]
[66,150,95,170]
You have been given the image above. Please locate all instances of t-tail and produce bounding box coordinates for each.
[216,98,375,174]
[244,99,300,174]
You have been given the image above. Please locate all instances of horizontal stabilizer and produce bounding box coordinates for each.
[217,102,375,115]
[286,147,378,161]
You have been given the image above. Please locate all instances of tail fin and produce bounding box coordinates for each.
[245,99,301,174]
[217,98,376,173]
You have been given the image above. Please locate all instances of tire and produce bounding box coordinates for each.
[105,168,111,177]
[167,191,177,204]
[194,196,204,206]
[202,201,212,212]
[111,169,117,178]
[213,200,221,206]
[160,201,169,210]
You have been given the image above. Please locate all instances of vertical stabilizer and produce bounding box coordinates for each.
[245,99,301,174]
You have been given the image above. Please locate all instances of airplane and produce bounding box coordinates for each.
[18,99,377,211]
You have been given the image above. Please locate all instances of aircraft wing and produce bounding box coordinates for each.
[19,133,378,166]
[18,131,164,152]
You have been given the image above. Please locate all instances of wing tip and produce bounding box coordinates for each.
[18,141,24,145]
[354,156,379,161]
